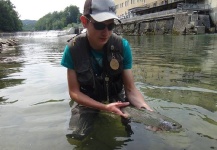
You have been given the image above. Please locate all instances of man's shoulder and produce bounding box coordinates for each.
[111,33,122,40]
[68,33,87,48]
[110,33,129,46]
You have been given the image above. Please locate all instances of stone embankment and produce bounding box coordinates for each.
[114,8,215,35]
[0,38,18,53]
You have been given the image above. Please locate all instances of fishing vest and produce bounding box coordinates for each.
[68,33,125,102]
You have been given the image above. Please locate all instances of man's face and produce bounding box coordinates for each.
[86,17,114,50]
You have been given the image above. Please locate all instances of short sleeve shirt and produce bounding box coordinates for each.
[61,38,132,72]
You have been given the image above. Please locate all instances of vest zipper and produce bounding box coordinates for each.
[90,67,96,89]
[105,75,109,101]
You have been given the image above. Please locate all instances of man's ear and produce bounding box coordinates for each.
[80,15,88,28]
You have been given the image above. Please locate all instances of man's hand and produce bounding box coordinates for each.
[105,101,129,118]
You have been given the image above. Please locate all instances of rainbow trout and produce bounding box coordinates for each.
[121,106,182,132]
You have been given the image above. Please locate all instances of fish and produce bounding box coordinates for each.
[121,106,182,132]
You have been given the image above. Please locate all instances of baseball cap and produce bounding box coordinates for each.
[83,0,120,22]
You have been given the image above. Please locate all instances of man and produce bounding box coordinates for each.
[61,0,152,140]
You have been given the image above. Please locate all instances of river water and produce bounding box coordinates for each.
[0,34,217,150]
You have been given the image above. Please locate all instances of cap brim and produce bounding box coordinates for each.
[90,12,120,22]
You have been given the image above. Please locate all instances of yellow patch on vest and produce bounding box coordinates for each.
[71,38,76,46]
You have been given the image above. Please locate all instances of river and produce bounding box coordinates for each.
[0,33,217,150]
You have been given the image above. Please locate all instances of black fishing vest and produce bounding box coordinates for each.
[68,33,125,102]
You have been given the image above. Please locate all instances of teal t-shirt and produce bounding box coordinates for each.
[61,38,132,73]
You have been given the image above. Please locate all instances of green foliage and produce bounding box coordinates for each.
[22,20,37,31]
[0,0,22,32]
[65,5,80,24]
[0,1,81,32]
[35,5,81,31]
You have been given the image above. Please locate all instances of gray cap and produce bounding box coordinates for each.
[83,0,120,22]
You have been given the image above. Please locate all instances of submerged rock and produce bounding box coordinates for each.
[0,38,19,63]
[0,38,19,49]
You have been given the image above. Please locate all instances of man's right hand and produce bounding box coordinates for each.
[105,101,130,118]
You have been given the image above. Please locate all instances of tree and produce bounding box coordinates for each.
[64,5,80,24]
[35,5,81,31]
[0,0,22,32]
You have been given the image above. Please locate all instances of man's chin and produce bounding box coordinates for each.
[99,38,108,45]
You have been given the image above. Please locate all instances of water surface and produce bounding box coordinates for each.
[0,34,217,150]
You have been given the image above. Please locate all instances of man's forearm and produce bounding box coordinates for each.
[125,88,153,111]
[69,91,107,111]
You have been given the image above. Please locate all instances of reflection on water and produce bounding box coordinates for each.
[0,47,24,90]
[129,35,217,112]
[0,34,217,150]
[130,35,217,89]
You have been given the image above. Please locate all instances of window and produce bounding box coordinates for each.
[125,1,128,6]
[121,3,124,8]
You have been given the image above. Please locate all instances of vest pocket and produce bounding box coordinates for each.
[76,67,94,86]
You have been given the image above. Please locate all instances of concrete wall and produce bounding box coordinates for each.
[115,12,210,35]
[115,18,174,35]
[210,8,217,28]
[198,15,211,28]
[173,13,189,33]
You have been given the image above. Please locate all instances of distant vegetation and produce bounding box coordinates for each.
[0,0,82,32]
[35,5,82,31]
[22,20,37,31]
[0,0,22,32]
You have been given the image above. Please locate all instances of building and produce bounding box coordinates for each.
[114,0,217,34]
[115,0,188,19]
[114,0,146,19]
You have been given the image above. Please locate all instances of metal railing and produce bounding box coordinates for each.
[121,9,177,23]
[144,0,183,9]
[178,3,211,11]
